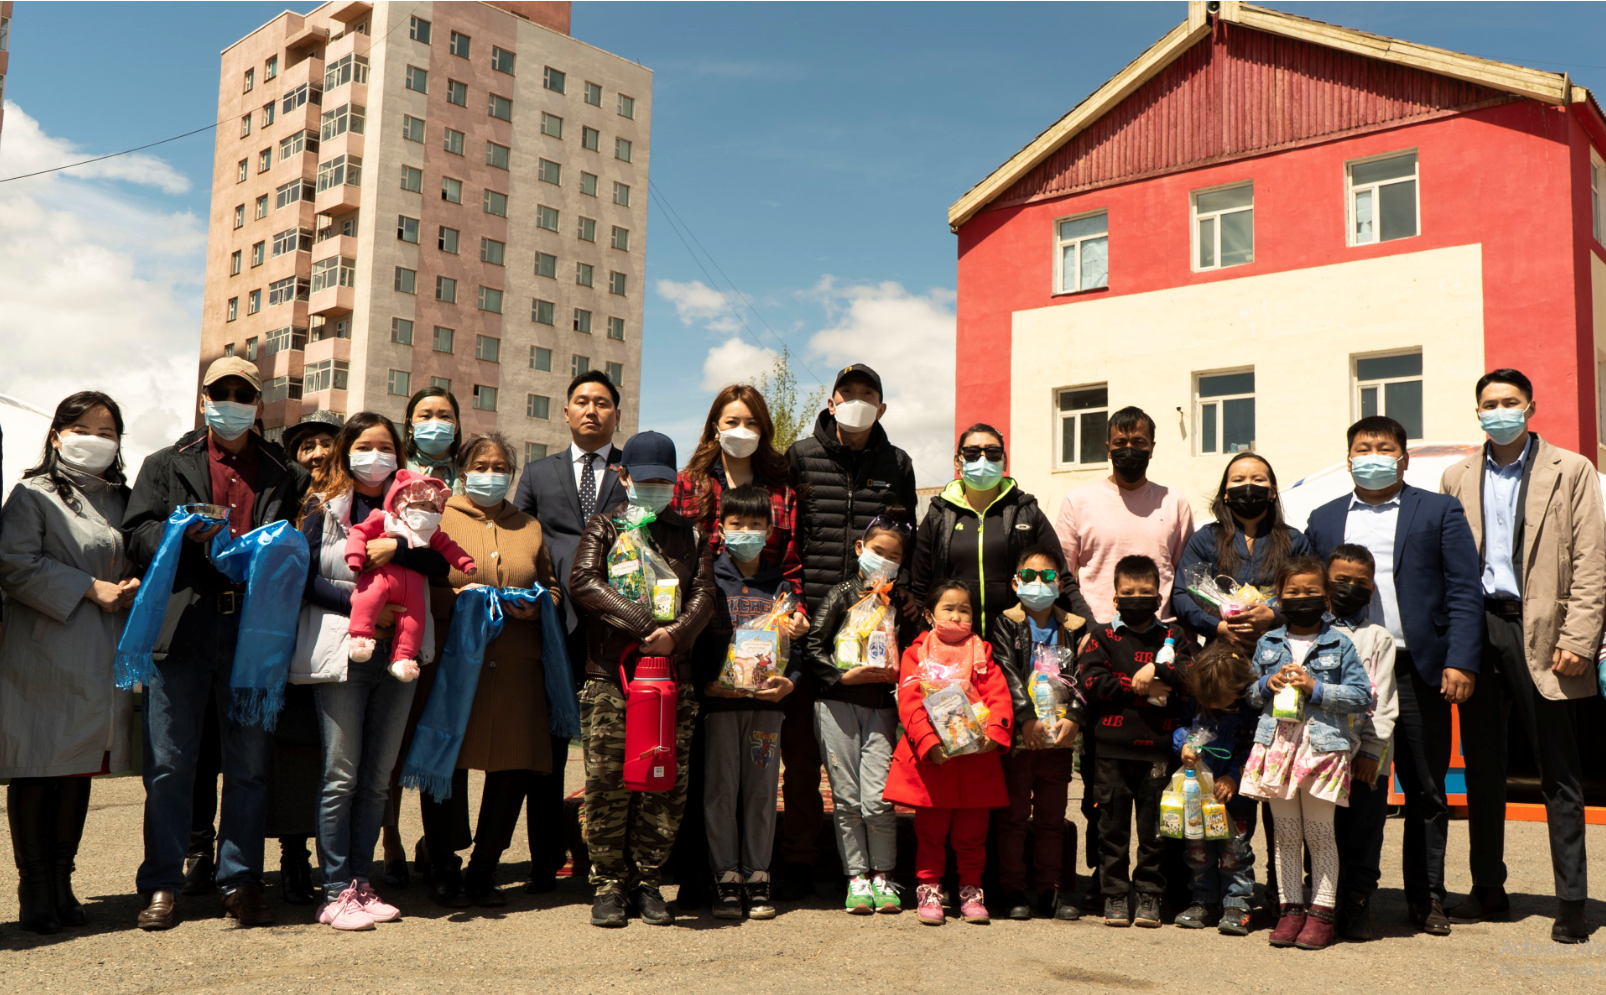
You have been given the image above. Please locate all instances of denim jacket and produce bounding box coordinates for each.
[1247,623,1373,754]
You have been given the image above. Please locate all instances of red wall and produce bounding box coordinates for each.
[956,100,1596,457]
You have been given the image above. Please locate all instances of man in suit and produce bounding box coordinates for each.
[1304,415,1482,937]
[511,369,625,892]
[1439,369,1601,944]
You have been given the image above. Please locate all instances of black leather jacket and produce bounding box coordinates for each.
[988,604,1089,740]
[802,575,897,710]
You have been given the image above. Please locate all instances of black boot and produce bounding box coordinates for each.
[279,836,315,905]
[1554,899,1590,944]
[430,851,471,909]
[465,853,507,908]
[52,779,90,927]
[8,781,61,934]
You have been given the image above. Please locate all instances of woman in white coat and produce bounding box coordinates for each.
[0,391,140,933]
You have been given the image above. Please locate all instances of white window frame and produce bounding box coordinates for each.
[1346,149,1420,247]
[388,369,411,397]
[527,394,550,419]
[1191,181,1254,272]
[531,345,553,370]
[1053,383,1110,469]
[1352,349,1425,440]
[1193,368,1256,456]
[1592,151,1606,246]
[1052,210,1109,295]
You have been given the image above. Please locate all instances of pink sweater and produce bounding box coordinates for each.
[1053,478,1195,622]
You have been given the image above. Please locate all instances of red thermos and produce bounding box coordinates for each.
[619,647,678,792]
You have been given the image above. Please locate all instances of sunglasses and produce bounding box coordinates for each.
[958,445,1005,462]
[206,383,260,404]
[1018,568,1059,583]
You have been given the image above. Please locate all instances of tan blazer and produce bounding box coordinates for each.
[1440,436,1605,700]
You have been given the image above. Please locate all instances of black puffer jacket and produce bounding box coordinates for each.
[786,411,918,612]
[803,575,896,710]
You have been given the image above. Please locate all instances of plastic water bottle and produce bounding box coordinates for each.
[1156,635,1177,668]
[1182,767,1204,839]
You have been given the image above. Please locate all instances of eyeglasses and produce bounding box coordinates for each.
[1018,568,1059,583]
[206,383,260,404]
[958,445,1005,462]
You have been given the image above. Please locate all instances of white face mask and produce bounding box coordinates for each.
[402,508,442,538]
[57,433,119,474]
[719,426,760,459]
[349,450,398,486]
[834,399,879,433]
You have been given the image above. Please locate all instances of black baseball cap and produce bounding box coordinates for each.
[832,363,883,397]
[620,430,678,482]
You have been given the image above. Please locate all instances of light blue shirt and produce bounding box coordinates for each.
[1027,617,1058,646]
[1344,493,1405,649]
[1481,440,1531,600]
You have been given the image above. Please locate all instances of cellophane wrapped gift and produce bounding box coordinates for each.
[833,582,895,670]
[606,506,679,621]
[1181,563,1271,620]
[718,594,796,692]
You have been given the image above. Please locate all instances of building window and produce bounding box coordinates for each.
[439,226,460,253]
[606,362,624,385]
[276,178,315,209]
[582,127,600,152]
[1056,384,1109,467]
[234,204,246,228]
[584,81,603,106]
[242,114,252,138]
[576,263,594,287]
[442,177,463,204]
[279,130,317,160]
[397,215,420,243]
[265,55,278,80]
[544,66,565,93]
[388,370,412,396]
[574,308,592,333]
[263,375,303,403]
[281,82,321,114]
[227,297,239,321]
[264,325,308,355]
[613,182,630,206]
[1195,371,1256,455]
[323,53,368,90]
[314,155,361,193]
[401,165,423,192]
[536,206,560,232]
[409,16,431,43]
[539,159,562,185]
[1054,211,1108,293]
[446,79,468,107]
[577,217,596,242]
[430,377,452,391]
[531,345,553,369]
[615,138,632,162]
[608,271,627,296]
[237,160,248,183]
[478,287,504,313]
[405,66,429,94]
[443,127,465,155]
[318,213,359,241]
[224,344,235,357]
[610,226,630,251]
[492,47,515,74]
[391,317,415,345]
[255,195,269,219]
[450,31,471,57]
[580,172,598,197]
[230,250,242,275]
[261,102,276,127]
[403,115,426,143]
[473,385,497,411]
[483,190,508,217]
[273,274,314,303]
[320,103,365,141]
[272,227,312,256]
[395,267,417,294]
[1355,351,1424,440]
[1348,152,1419,245]
[571,355,590,376]
[303,359,351,393]
[257,149,272,173]
[534,252,557,278]
[525,443,548,463]
[617,94,635,119]
[607,316,625,340]
[476,334,501,362]
[527,394,550,419]
[541,113,563,139]
[252,241,266,267]
[433,326,455,353]
[248,289,262,314]
[480,238,505,265]
[436,277,458,304]
[1193,183,1253,270]
[1594,160,1605,245]
[532,300,555,325]
[487,142,510,170]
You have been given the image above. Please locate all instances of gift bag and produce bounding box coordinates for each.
[1028,643,1074,745]
[606,507,680,621]
[833,582,894,670]
[923,682,988,757]
[718,594,796,692]
[1180,563,1270,620]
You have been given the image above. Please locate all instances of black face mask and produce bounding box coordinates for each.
[1109,446,1151,483]
[1281,596,1328,628]
[1115,595,1161,625]
[1223,483,1271,519]
[1328,581,1372,619]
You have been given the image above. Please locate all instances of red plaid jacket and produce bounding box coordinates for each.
[672,469,804,605]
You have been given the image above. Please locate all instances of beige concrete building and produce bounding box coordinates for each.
[202,1,648,461]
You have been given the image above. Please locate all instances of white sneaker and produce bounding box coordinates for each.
[846,875,875,915]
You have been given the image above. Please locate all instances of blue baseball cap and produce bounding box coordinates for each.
[620,430,678,482]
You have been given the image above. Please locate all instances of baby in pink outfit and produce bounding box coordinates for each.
[344,470,476,680]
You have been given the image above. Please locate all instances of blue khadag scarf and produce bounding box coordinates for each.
[400,583,576,801]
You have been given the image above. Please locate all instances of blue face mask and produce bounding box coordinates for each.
[1016,580,1059,612]
[961,457,1004,491]
[464,472,511,507]
[723,529,768,562]
[412,419,456,457]
[203,400,256,441]
[1350,454,1400,491]
[1479,405,1530,446]
[858,547,895,583]
[627,481,675,514]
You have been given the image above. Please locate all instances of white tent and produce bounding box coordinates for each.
[1,393,150,506]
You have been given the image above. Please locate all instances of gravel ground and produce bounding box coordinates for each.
[1,752,1603,994]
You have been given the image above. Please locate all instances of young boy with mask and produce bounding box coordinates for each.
[1078,554,1188,928]
[1326,543,1398,942]
[693,485,810,921]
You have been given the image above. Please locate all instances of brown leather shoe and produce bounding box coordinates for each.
[137,890,179,931]
[1410,898,1452,936]
[221,882,275,927]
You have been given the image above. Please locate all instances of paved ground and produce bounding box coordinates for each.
[2,753,1603,994]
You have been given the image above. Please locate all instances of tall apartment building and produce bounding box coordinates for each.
[203,1,649,462]
[0,2,13,146]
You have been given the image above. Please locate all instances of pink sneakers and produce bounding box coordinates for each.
[317,887,376,931]
[958,885,990,924]
[916,884,945,925]
[354,882,400,922]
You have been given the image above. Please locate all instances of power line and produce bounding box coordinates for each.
[0,123,220,184]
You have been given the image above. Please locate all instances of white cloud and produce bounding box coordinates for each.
[655,277,743,334]
[0,102,206,464]
[699,336,778,392]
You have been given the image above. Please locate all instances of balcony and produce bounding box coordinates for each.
[314,180,361,217]
[309,283,355,317]
[285,24,329,57]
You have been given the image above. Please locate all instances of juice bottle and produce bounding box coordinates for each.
[1182,767,1204,839]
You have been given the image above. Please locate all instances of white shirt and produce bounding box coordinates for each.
[1344,492,1405,649]
[569,442,614,507]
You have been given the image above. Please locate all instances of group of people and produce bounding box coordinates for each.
[0,356,1595,948]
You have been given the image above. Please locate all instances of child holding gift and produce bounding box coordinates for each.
[884,579,1013,926]
[1239,557,1373,951]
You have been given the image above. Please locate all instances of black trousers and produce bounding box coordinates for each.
[1335,777,1390,901]
[1094,757,1169,898]
[526,734,571,880]
[1390,650,1453,905]
[1460,611,1588,902]
[420,768,533,875]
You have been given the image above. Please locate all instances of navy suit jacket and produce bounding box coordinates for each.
[513,447,624,630]
[1304,483,1484,686]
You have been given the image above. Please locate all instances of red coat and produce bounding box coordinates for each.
[884,632,1013,810]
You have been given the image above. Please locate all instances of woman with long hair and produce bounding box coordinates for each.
[1172,452,1314,649]
[401,387,463,490]
[0,391,139,932]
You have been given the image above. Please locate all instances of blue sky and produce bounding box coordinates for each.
[5,2,1606,480]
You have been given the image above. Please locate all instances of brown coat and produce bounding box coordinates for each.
[426,494,560,773]
[1440,435,1606,700]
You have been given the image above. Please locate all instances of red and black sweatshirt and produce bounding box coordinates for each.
[1077,619,1189,763]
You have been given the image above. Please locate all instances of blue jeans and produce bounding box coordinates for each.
[138,611,274,894]
[1185,802,1258,908]
[314,644,416,895]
